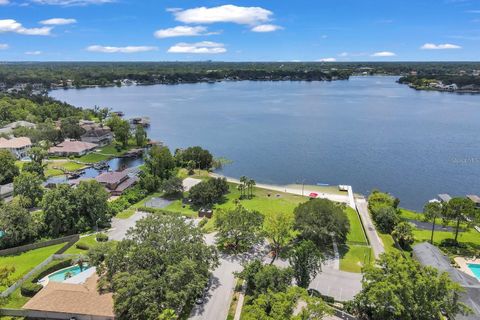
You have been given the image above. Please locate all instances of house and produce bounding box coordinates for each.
[467,195,480,209]
[0,121,36,135]
[0,137,32,159]
[80,125,113,147]
[48,140,97,157]
[95,170,138,196]
[413,242,480,320]
[0,183,13,202]
[438,194,452,203]
[22,272,114,320]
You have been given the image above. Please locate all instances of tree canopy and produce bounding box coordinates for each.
[175,146,213,170]
[0,149,19,184]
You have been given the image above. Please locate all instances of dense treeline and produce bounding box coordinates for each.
[398,74,480,87]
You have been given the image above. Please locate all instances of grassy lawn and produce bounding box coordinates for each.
[378,232,402,254]
[339,245,374,273]
[77,152,111,163]
[345,207,368,245]
[116,192,163,219]
[0,243,66,290]
[2,287,30,309]
[45,161,86,177]
[63,235,98,255]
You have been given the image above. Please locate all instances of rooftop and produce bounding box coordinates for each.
[438,194,452,202]
[23,272,114,319]
[96,170,128,185]
[49,140,97,154]
[413,242,480,320]
[0,137,32,149]
[466,195,480,204]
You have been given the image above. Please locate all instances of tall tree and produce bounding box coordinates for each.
[42,184,77,236]
[144,145,175,180]
[215,204,264,252]
[444,197,477,242]
[264,211,295,263]
[353,252,470,320]
[423,201,443,244]
[60,117,85,139]
[289,240,324,288]
[391,222,415,249]
[74,180,110,231]
[91,215,218,319]
[0,149,19,184]
[294,199,350,245]
[0,200,37,249]
[13,171,43,208]
[134,124,147,147]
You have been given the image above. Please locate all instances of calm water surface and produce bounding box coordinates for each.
[50,76,480,210]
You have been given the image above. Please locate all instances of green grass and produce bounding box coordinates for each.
[115,192,163,219]
[345,207,368,245]
[77,152,111,163]
[63,235,98,255]
[2,287,30,309]
[45,161,86,177]
[0,243,66,290]
[339,245,374,273]
[378,232,401,254]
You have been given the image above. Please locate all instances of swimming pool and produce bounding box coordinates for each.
[47,264,90,283]
[467,264,480,281]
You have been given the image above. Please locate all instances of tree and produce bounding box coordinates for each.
[0,265,14,288]
[188,177,228,207]
[160,176,184,198]
[115,119,131,148]
[22,161,45,179]
[0,200,37,249]
[238,260,293,297]
[247,178,256,199]
[13,171,43,208]
[186,160,196,175]
[423,201,443,244]
[373,206,400,233]
[134,124,147,147]
[242,287,330,320]
[60,117,84,139]
[215,204,264,252]
[23,147,47,178]
[264,211,295,263]
[294,199,349,245]
[289,240,324,288]
[91,215,218,319]
[391,222,414,249]
[74,180,110,231]
[144,145,175,180]
[175,146,213,170]
[352,252,470,320]
[0,149,19,184]
[42,184,77,237]
[368,190,398,216]
[444,197,477,242]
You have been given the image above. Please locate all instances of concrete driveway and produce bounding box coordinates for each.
[309,266,363,302]
[355,198,385,258]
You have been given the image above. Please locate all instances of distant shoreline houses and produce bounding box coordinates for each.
[0,136,32,159]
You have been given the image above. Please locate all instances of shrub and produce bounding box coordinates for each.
[188,177,229,207]
[373,206,400,233]
[76,243,90,250]
[96,233,108,242]
[20,282,43,297]
[198,217,208,228]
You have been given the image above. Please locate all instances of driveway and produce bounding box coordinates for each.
[355,198,385,258]
[309,266,363,302]
[189,234,268,320]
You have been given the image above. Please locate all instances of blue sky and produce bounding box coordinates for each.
[0,0,479,61]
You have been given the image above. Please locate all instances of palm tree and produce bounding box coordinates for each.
[248,179,256,199]
[423,201,443,244]
[237,184,245,198]
[239,176,248,199]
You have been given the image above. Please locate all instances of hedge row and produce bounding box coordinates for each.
[108,186,148,215]
[20,258,73,297]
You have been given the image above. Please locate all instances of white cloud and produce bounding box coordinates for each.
[371,51,396,57]
[168,41,226,54]
[40,18,77,25]
[32,0,113,5]
[0,19,52,36]
[317,57,336,62]
[339,52,348,57]
[251,24,283,32]
[0,0,9,5]
[0,43,8,49]
[420,43,462,50]
[174,5,272,25]
[154,25,216,38]
[25,50,42,55]
[86,45,158,53]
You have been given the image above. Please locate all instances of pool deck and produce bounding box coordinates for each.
[64,267,96,284]
[454,257,480,280]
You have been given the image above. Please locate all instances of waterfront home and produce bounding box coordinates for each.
[0,183,13,202]
[0,120,36,135]
[22,272,114,320]
[437,193,452,203]
[0,137,32,159]
[95,170,138,196]
[467,195,480,209]
[48,140,97,157]
[80,125,113,147]
[413,242,480,320]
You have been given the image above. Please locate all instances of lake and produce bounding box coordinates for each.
[50,76,480,210]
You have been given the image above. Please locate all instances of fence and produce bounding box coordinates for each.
[0,234,79,256]
[332,307,358,320]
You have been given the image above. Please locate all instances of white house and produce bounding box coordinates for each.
[0,137,32,159]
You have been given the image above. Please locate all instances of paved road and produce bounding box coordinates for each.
[355,198,385,258]
[108,211,149,240]
[189,233,268,320]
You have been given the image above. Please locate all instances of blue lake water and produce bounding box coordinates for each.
[50,76,480,210]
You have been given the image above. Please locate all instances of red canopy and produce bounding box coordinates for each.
[309,192,318,198]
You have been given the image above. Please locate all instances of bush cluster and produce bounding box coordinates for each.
[20,258,73,297]
[108,186,148,215]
